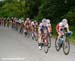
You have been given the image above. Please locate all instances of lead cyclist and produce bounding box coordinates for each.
[56,18,72,44]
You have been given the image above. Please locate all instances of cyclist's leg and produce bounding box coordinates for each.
[38,33,42,49]
[31,26,34,37]
[57,30,65,42]
[56,32,61,43]
[25,27,28,35]
[38,27,43,49]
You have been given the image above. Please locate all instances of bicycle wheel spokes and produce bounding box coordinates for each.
[55,39,61,51]
[34,32,38,41]
[44,45,48,53]
[63,40,70,55]
[48,37,51,48]
[43,39,49,53]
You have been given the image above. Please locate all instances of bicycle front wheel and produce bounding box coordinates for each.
[63,40,70,55]
[44,45,48,53]
[48,37,51,48]
[43,39,49,54]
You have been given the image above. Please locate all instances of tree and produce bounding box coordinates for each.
[37,0,69,22]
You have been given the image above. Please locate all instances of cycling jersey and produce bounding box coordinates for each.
[31,21,38,28]
[39,23,48,33]
[26,21,30,25]
[56,22,69,32]
[24,20,31,30]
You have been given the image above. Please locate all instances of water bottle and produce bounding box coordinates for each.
[59,38,63,45]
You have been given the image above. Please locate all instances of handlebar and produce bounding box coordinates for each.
[65,31,73,37]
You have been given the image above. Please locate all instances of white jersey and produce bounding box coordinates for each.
[31,22,38,29]
[31,21,34,25]
[59,22,69,28]
[39,22,48,27]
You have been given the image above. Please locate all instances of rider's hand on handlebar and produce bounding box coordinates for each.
[68,31,73,36]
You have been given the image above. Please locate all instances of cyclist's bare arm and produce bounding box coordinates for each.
[67,26,70,32]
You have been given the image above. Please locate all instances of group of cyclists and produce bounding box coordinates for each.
[0,17,72,50]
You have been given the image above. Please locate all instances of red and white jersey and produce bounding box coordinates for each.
[31,21,38,27]
[56,22,69,32]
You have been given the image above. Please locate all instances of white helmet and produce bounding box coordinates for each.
[47,19,50,24]
[19,19,22,23]
[42,18,47,23]
[26,18,30,20]
[62,19,68,24]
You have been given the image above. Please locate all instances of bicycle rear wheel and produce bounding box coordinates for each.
[55,38,61,51]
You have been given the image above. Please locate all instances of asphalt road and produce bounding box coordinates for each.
[0,26,75,61]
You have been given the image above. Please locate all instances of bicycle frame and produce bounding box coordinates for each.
[42,29,48,45]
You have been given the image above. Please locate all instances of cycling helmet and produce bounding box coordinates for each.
[42,18,47,23]
[46,19,50,24]
[26,18,30,20]
[62,19,68,24]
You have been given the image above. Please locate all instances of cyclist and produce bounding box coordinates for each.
[24,18,31,35]
[12,17,16,29]
[38,18,49,50]
[56,18,71,44]
[7,17,10,27]
[31,20,38,39]
[19,18,24,33]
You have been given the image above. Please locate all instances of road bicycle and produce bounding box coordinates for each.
[55,31,72,55]
[42,28,51,53]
